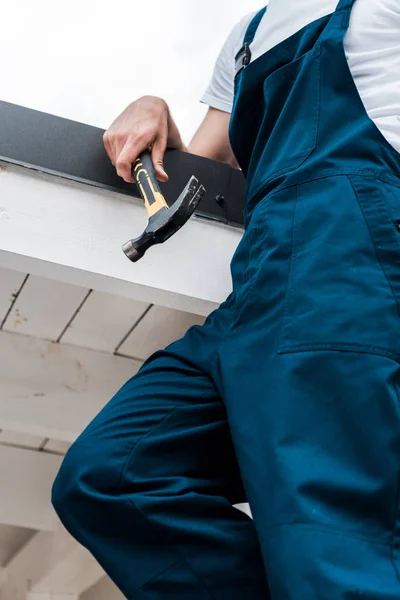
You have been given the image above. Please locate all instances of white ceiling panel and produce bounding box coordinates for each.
[117,305,205,360]
[0,267,26,325]
[0,445,62,531]
[60,290,150,353]
[0,329,143,442]
[81,575,125,600]
[0,523,36,566]
[2,274,89,340]
[0,430,44,450]
[42,439,71,454]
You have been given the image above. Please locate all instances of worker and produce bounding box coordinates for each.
[51,1,400,598]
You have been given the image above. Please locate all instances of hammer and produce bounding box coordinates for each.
[122,150,206,262]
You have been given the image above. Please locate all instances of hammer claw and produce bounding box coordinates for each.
[122,151,207,262]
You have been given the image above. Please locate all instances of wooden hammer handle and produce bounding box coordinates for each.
[132,151,169,217]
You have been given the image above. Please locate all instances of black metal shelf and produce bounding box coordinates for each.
[0,100,246,228]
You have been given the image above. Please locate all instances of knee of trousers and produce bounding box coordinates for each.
[51,436,131,536]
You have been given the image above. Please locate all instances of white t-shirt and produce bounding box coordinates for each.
[200,0,400,154]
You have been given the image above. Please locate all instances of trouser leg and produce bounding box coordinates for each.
[217,177,400,598]
[51,349,270,599]
[222,349,400,599]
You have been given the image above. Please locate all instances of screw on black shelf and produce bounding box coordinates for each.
[215,194,225,206]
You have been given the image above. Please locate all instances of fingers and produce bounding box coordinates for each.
[151,132,169,182]
[102,96,170,184]
[114,140,137,183]
[102,131,114,165]
[105,134,168,184]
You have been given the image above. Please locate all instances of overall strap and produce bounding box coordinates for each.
[317,0,357,46]
[244,6,267,46]
[235,6,267,76]
[333,0,357,11]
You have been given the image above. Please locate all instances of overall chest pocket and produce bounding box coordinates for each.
[246,47,321,204]
[277,175,400,361]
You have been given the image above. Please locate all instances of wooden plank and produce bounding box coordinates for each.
[29,532,103,596]
[0,267,26,324]
[0,430,45,450]
[2,274,89,341]
[0,445,62,531]
[80,576,125,600]
[1,579,26,600]
[0,525,104,597]
[0,163,241,316]
[27,594,79,600]
[0,525,35,567]
[42,440,72,455]
[0,330,142,442]
[60,290,150,353]
[118,305,205,360]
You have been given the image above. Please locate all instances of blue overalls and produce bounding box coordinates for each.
[52,1,400,597]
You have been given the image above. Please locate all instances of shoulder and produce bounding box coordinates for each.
[235,9,260,32]
[225,10,260,56]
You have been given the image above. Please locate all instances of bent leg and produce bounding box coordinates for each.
[51,348,269,599]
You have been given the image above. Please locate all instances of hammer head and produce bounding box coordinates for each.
[122,176,205,262]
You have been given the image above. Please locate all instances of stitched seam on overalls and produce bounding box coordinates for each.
[348,176,400,324]
[393,551,400,585]
[277,184,299,351]
[277,343,400,362]
[132,558,187,598]
[375,176,400,190]
[247,195,273,277]
[132,557,215,599]
[116,392,219,599]
[126,494,216,599]
[341,7,351,28]
[390,371,400,583]
[263,522,392,547]
[115,405,180,495]
[246,168,400,210]
[232,196,274,315]
[116,389,217,488]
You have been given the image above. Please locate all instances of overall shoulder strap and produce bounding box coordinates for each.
[333,0,356,11]
[235,6,267,75]
[316,0,357,48]
[244,6,267,46]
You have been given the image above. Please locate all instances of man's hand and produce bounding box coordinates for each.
[103,95,186,184]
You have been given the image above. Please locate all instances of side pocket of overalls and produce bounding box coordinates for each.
[349,175,400,316]
[392,369,400,571]
[229,195,272,314]
[358,177,400,572]
[277,174,400,360]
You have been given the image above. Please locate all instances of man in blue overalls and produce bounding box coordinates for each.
[51,1,400,597]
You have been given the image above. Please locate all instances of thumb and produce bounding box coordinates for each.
[151,135,168,182]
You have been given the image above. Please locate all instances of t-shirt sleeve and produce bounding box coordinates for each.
[200,11,257,114]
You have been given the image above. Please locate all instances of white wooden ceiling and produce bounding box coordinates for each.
[0,264,206,598]
[0,525,36,568]
[0,266,205,357]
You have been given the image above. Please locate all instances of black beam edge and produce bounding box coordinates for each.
[0,100,246,228]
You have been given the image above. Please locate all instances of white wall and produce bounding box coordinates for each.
[0,0,264,145]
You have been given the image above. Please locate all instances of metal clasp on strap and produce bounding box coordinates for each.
[234,42,252,77]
